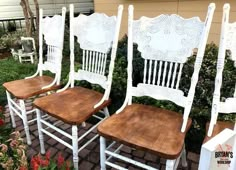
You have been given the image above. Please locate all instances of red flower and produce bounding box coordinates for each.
[66,161,71,170]
[40,159,49,167]
[57,152,65,168]
[45,151,51,160]
[19,166,27,170]
[0,119,4,126]
[31,155,41,170]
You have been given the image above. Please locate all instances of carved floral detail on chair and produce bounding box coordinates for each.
[42,15,63,47]
[226,22,236,64]
[133,14,204,63]
[73,13,116,53]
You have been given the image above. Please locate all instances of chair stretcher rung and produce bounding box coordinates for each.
[105,150,158,170]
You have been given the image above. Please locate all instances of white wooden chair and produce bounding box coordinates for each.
[199,128,236,170]
[199,4,236,169]
[18,37,37,63]
[34,4,123,170]
[3,7,66,145]
[206,3,236,139]
[98,4,215,170]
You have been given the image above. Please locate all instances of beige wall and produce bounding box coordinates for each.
[94,0,236,44]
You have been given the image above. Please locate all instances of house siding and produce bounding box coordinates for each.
[94,0,236,44]
[0,0,94,19]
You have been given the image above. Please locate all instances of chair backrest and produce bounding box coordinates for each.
[208,4,236,137]
[38,7,66,85]
[67,4,123,107]
[21,37,36,53]
[117,4,215,132]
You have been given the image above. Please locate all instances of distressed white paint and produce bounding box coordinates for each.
[62,4,123,109]
[105,4,215,170]
[36,5,123,170]
[208,4,236,137]
[6,8,66,145]
[199,128,236,170]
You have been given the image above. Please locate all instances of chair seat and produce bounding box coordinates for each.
[3,76,60,99]
[203,121,234,143]
[33,87,111,125]
[98,104,192,159]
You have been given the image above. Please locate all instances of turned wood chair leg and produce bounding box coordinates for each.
[100,136,106,170]
[72,125,79,170]
[181,144,188,168]
[6,91,16,128]
[19,99,31,145]
[36,109,45,154]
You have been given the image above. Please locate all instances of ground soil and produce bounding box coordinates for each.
[0,51,11,60]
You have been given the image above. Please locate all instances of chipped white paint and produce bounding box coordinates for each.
[102,3,215,170]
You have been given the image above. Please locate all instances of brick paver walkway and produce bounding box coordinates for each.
[4,105,200,170]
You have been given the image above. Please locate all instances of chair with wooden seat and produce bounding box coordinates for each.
[3,7,66,145]
[205,4,236,141]
[199,5,236,169]
[34,4,123,170]
[98,4,215,170]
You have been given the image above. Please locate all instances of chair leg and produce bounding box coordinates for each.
[19,99,31,145]
[181,144,188,168]
[30,55,34,64]
[100,136,106,170]
[6,91,16,128]
[19,55,22,63]
[72,125,79,170]
[36,109,45,154]
[166,157,180,170]
[103,107,110,117]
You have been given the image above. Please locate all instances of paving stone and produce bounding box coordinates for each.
[132,150,145,158]
[80,160,94,170]
[147,161,160,169]
[27,148,38,158]
[88,152,100,164]
[161,164,166,170]
[144,152,158,162]
[191,162,199,170]
[93,165,100,170]
[46,138,58,146]
[121,152,132,158]
[187,152,200,163]
[78,148,90,158]
[120,145,132,154]
[86,141,97,150]
[133,157,146,164]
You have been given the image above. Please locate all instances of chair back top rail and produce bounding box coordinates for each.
[117,3,215,133]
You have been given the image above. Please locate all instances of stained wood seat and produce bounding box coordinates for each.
[203,121,234,144]
[34,87,111,125]
[3,76,60,99]
[98,104,192,159]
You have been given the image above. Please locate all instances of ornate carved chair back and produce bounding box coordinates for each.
[119,4,215,132]
[38,7,66,85]
[62,4,123,108]
[208,3,236,137]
